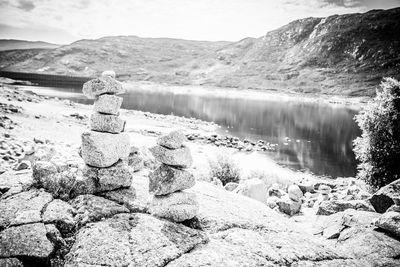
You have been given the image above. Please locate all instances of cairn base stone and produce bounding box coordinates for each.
[149,164,195,195]
[83,160,133,192]
[94,94,123,115]
[82,76,125,99]
[90,113,125,133]
[157,130,187,149]
[150,145,193,168]
[149,191,198,222]
[81,131,130,168]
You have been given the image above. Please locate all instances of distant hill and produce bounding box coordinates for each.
[0,39,59,51]
[1,7,400,96]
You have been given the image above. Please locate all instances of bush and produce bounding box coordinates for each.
[209,154,241,186]
[353,78,400,189]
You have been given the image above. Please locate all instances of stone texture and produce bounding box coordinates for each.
[0,223,54,259]
[0,170,33,199]
[224,182,239,191]
[101,70,116,78]
[150,145,193,168]
[149,164,195,195]
[370,179,400,213]
[99,187,140,212]
[149,191,199,222]
[375,211,400,238]
[64,213,208,267]
[266,196,280,209]
[90,112,125,133]
[316,200,374,215]
[81,160,133,192]
[43,199,76,234]
[288,184,303,202]
[0,189,53,228]
[0,258,24,267]
[70,194,129,225]
[128,146,144,172]
[157,130,187,149]
[234,178,268,204]
[267,183,285,198]
[81,131,130,167]
[276,195,301,216]
[82,76,125,99]
[94,94,122,115]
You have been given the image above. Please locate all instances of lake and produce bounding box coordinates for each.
[3,72,361,178]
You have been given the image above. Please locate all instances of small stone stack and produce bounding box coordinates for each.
[77,71,133,194]
[148,130,198,222]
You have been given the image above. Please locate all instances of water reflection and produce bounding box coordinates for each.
[21,85,361,178]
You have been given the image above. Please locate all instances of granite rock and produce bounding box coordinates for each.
[149,164,195,195]
[157,130,187,149]
[90,113,125,133]
[82,76,124,99]
[150,145,193,168]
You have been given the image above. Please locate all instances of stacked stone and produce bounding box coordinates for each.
[77,71,133,194]
[148,130,198,222]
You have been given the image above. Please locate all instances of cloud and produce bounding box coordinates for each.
[16,0,35,11]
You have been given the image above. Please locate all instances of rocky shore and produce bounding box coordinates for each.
[0,80,399,266]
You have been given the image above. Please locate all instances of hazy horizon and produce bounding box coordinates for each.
[0,0,399,44]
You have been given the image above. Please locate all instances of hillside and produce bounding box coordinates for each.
[1,8,400,96]
[0,39,59,51]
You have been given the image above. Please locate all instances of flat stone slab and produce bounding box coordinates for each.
[90,113,125,133]
[81,131,130,167]
[0,189,53,228]
[82,76,125,99]
[93,94,123,115]
[150,145,193,168]
[64,213,207,267]
[149,164,195,195]
[0,223,54,259]
[157,130,187,149]
[149,191,199,222]
[43,199,76,234]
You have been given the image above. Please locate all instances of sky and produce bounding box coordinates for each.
[0,0,399,44]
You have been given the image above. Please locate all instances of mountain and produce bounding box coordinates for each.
[1,7,399,96]
[0,39,59,51]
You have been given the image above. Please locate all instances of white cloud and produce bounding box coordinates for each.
[0,0,398,43]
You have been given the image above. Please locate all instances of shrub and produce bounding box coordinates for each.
[209,154,241,185]
[353,78,400,190]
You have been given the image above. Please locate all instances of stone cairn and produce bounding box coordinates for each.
[77,71,133,195]
[148,130,198,222]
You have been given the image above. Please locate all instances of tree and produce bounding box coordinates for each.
[353,78,400,190]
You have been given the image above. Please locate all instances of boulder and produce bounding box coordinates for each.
[43,199,76,234]
[316,200,374,215]
[81,160,133,193]
[82,76,125,99]
[149,191,199,222]
[234,178,268,204]
[81,131,130,167]
[288,184,303,202]
[276,195,301,216]
[0,189,53,228]
[0,170,33,199]
[369,179,400,213]
[157,130,187,149]
[150,145,193,168]
[93,94,122,115]
[101,70,116,78]
[224,182,239,191]
[70,194,129,225]
[0,223,54,259]
[149,164,195,195]
[90,113,125,133]
[0,258,23,267]
[375,211,400,238]
[64,213,208,266]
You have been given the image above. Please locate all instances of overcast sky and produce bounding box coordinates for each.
[0,0,399,44]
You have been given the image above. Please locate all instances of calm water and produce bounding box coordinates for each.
[19,84,361,178]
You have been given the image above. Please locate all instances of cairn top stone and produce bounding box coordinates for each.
[157,130,187,149]
[101,70,116,79]
[82,76,125,99]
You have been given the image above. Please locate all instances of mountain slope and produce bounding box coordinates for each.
[1,8,399,96]
[0,39,59,51]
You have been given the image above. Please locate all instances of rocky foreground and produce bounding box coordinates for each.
[0,82,399,266]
